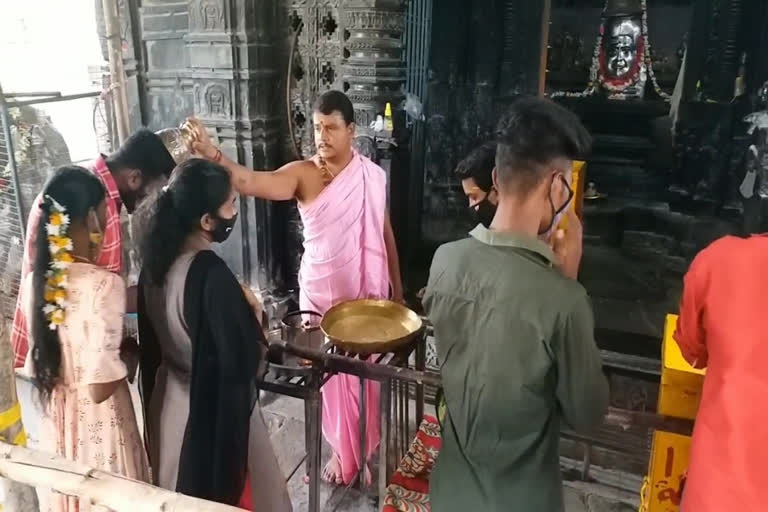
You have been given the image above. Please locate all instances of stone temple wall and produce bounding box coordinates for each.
[120,0,409,309]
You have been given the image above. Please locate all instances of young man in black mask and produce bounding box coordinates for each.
[424,97,608,512]
[455,142,498,228]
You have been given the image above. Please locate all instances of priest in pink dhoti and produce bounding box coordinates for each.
[192,90,403,485]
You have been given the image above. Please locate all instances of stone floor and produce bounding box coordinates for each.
[14,376,641,512]
[260,392,640,512]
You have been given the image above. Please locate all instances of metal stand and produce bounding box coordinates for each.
[358,375,367,491]
[264,332,436,512]
[259,359,324,512]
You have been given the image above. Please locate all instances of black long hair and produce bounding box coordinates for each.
[141,158,232,286]
[32,166,106,401]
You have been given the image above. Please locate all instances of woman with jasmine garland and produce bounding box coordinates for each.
[22,166,149,512]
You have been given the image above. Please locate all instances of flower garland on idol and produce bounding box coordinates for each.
[42,196,74,330]
[552,0,669,101]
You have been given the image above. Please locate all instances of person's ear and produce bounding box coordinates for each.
[488,187,498,205]
[200,212,215,232]
[348,122,356,136]
[126,169,143,191]
[491,167,499,191]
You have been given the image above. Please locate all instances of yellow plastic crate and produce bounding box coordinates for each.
[657,314,704,420]
[642,314,705,512]
[643,430,691,511]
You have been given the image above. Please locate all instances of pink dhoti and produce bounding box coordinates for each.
[298,152,389,484]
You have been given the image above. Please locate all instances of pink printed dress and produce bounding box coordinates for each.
[23,263,149,512]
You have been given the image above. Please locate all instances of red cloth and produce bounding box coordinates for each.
[674,235,768,512]
[237,473,252,510]
[382,415,441,512]
[11,156,123,368]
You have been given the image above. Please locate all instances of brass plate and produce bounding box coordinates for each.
[321,299,423,355]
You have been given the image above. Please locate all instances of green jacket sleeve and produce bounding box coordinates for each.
[554,290,609,434]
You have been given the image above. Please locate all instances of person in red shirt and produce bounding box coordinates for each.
[675,234,768,511]
[11,128,176,368]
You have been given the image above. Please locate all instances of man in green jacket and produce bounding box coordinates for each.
[423,96,609,511]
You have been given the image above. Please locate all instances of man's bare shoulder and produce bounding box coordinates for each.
[279,159,318,174]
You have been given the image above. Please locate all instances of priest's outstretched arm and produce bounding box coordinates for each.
[193,141,301,201]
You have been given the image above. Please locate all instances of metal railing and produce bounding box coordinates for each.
[0,83,116,335]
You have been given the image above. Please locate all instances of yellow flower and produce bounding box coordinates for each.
[44,287,56,303]
[48,273,65,287]
[50,213,63,226]
[56,252,74,264]
[47,236,72,250]
[50,309,64,325]
[53,289,67,303]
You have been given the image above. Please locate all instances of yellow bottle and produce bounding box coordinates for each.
[384,102,393,132]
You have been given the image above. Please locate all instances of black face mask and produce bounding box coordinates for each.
[473,198,497,228]
[538,174,573,236]
[212,213,238,243]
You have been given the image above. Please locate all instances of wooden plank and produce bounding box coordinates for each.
[0,442,241,511]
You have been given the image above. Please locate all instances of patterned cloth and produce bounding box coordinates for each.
[22,264,148,512]
[11,155,123,368]
[382,415,441,512]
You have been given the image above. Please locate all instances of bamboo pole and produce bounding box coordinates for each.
[0,318,38,511]
[101,0,131,144]
[0,442,242,512]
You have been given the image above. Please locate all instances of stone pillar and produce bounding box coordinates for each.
[499,0,547,96]
[342,0,407,137]
[137,0,194,130]
[184,0,283,287]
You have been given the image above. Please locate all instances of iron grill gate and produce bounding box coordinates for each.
[0,90,25,326]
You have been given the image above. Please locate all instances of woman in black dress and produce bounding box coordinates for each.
[138,158,291,511]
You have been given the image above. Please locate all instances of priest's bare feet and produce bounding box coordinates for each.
[321,453,343,485]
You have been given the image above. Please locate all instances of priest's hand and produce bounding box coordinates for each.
[192,141,223,164]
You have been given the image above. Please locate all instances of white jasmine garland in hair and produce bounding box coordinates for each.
[43,195,74,330]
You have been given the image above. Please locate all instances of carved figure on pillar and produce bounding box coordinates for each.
[189,0,226,32]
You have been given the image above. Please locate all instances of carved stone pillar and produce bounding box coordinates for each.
[499,0,546,95]
[342,0,407,137]
[184,0,283,287]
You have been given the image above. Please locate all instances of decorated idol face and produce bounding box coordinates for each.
[605,16,642,78]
